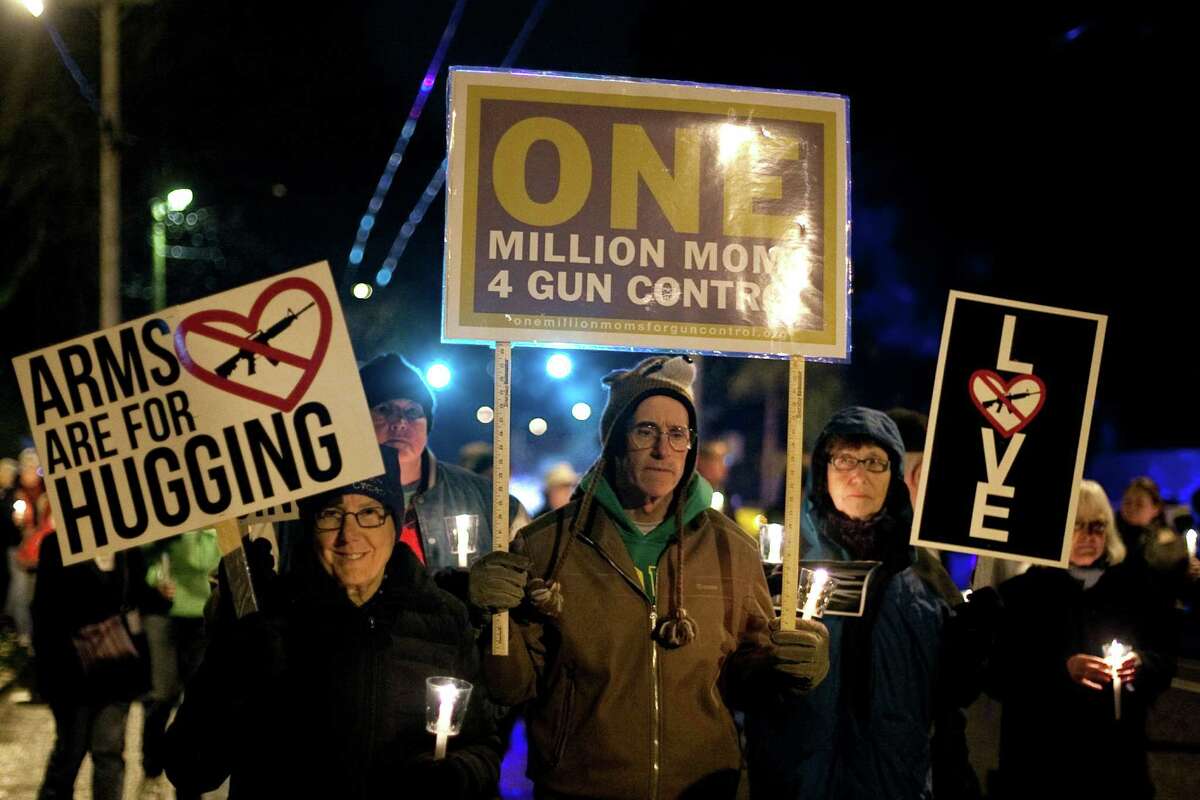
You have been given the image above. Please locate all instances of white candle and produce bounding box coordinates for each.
[1187,529,1197,559]
[434,684,457,759]
[455,514,471,569]
[1104,639,1128,721]
[766,525,783,563]
[801,569,830,620]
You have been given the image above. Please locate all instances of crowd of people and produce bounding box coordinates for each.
[2,351,1198,799]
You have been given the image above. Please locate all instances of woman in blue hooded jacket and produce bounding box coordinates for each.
[745,406,947,799]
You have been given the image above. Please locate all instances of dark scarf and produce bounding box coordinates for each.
[819,505,913,721]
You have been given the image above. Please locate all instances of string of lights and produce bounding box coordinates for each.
[371,0,550,291]
[41,17,100,115]
[342,0,469,293]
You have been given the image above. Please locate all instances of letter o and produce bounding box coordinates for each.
[493,118,592,227]
[628,276,653,306]
[653,278,681,307]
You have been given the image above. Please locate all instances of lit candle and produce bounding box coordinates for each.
[710,491,725,511]
[1103,639,1128,720]
[801,568,830,621]
[454,514,471,569]
[434,683,458,759]
[13,499,27,517]
[765,524,783,564]
[1187,529,1197,559]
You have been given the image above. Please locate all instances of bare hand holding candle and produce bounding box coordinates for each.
[425,677,473,759]
[1102,639,1131,720]
[444,515,480,569]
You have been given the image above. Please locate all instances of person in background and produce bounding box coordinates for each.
[137,529,221,800]
[984,479,1177,799]
[164,469,502,798]
[33,533,151,800]
[0,456,19,634]
[539,461,577,515]
[1118,476,1188,580]
[696,439,734,517]
[470,356,828,797]
[9,448,48,646]
[358,353,528,581]
[458,441,494,477]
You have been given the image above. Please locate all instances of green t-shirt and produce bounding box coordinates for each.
[589,472,713,603]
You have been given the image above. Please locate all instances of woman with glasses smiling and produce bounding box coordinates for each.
[164,459,503,799]
[983,479,1178,799]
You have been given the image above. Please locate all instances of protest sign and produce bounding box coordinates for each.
[911,291,1106,566]
[13,262,383,565]
[444,68,849,359]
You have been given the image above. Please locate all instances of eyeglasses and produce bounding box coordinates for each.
[829,453,890,473]
[371,402,426,425]
[1073,519,1107,535]
[314,506,391,531]
[627,422,696,452]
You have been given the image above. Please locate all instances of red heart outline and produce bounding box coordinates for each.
[968,369,1047,438]
[173,276,333,412]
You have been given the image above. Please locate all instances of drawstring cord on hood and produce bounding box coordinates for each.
[537,454,698,649]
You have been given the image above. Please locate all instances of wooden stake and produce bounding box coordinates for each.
[779,356,806,630]
[491,341,512,655]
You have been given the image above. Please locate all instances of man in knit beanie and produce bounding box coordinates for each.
[469,355,830,798]
[357,353,527,579]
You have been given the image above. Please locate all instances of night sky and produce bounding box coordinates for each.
[1,3,1192,504]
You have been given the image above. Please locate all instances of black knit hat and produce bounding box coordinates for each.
[299,445,404,522]
[359,353,436,432]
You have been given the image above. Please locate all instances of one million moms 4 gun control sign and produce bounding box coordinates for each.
[13,262,384,565]
[444,69,849,358]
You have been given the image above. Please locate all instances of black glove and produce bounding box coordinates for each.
[406,752,471,797]
[468,551,531,611]
[769,617,831,692]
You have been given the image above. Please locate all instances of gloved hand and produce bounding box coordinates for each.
[769,617,831,692]
[406,752,471,796]
[468,551,531,611]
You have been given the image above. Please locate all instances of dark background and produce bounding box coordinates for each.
[2,2,1192,509]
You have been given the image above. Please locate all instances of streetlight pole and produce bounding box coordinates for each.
[98,0,121,327]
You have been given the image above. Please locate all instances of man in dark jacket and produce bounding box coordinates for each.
[470,355,830,798]
[745,406,947,799]
[164,471,502,799]
[358,353,529,574]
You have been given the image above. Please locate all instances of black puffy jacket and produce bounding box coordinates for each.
[165,545,501,799]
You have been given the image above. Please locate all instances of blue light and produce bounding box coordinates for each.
[546,353,572,379]
[426,363,452,390]
[1065,25,1085,41]
[375,268,392,286]
[349,246,364,265]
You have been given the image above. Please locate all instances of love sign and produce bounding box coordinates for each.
[11,262,383,565]
[911,292,1106,566]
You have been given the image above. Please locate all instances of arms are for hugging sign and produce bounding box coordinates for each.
[13,262,383,564]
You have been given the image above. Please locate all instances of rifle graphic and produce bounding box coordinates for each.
[983,390,1040,412]
[214,301,316,378]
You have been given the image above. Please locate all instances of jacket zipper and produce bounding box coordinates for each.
[579,533,661,799]
[649,606,660,800]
